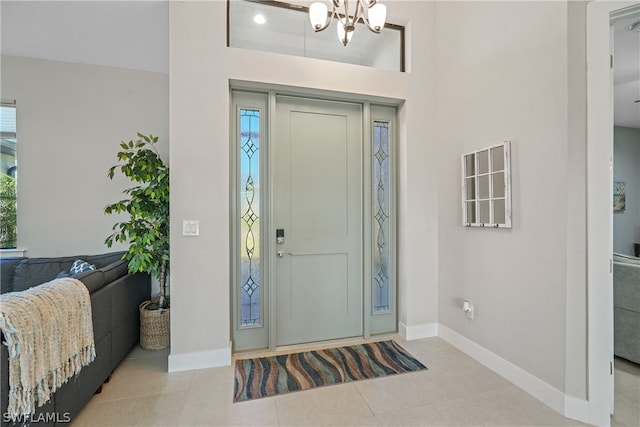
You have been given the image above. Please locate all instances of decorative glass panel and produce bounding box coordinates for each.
[373,121,391,313]
[240,109,261,326]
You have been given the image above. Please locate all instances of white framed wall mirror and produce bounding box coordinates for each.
[461,141,512,228]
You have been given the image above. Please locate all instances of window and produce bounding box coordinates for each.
[239,108,262,326]
[0,100,17,248]
[370,104,396,335]
[462,141,512,228]
[227,0,405,72]
[373,120,391,313]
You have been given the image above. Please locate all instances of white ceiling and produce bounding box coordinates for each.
[1,1,639,128]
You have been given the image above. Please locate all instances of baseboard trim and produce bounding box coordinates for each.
[168,342,232,372]
[438,324,589,424]
[564,394,590,424]
[399,322,438,341]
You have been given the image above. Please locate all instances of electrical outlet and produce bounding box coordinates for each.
[463,300,474,320]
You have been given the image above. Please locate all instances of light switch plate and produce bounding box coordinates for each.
[182,220,199,236]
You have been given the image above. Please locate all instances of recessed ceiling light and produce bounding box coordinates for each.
[253,14,266,25]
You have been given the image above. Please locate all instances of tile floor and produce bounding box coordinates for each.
[612,357,640,427]
[70,336,634,426]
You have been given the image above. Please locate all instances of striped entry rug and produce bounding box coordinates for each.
[233,340,427,402]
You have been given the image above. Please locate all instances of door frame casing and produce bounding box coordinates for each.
[586,2,640,425]
[231,82,402,352]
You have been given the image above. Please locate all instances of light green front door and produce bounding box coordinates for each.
[274,96,363,346]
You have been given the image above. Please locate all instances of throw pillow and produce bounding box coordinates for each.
[69,259,96,275]
[56,270,72,278]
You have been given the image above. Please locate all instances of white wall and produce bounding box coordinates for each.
[168,0,438,367]
[1,56,169,257]
[613,126,640,256]
[435,0,586,400]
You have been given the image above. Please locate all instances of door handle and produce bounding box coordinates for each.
[276,251,295,258]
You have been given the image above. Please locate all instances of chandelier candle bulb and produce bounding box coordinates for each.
[309,2,329,30]
[368,3,387,31]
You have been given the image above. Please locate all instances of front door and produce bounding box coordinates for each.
[274,96,363,346]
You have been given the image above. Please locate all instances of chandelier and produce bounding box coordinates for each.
[308,0,387,46]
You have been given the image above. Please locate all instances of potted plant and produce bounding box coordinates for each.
[104,132,170,350]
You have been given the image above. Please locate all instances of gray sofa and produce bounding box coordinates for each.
[613,252,640,365]
[1,252,150,426]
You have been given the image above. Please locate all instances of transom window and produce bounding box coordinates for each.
[227,0,405,72]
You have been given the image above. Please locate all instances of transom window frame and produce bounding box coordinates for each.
[226,0,406,72]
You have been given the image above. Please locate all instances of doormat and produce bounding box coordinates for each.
[233,340,427,402]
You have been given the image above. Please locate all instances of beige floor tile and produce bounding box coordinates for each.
[188,365,236,403]
[354,370,454,416]
[274,383,373,426]
[414,346,479,373]
[454,384,590,427]
[616,369,640,402]
[613,391,640,427]
[452,384,549,426]
[71,336,636,426]
[126,345,171,360]
[71,390,186,427]
[377,399,478,426]
[393,336,455,357]
[613,358,640,427]
[180,392,279,426]
[94,354,193,401]
[429,361,513,398]
[327,416,383,426]
[611,415,633,427]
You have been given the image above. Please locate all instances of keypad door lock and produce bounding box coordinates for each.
[276,229,285,244]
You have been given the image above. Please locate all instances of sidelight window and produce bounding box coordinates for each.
[239,108,261,326]
[373,120,391,313]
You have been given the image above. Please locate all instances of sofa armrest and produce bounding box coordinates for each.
[613,261,640,313]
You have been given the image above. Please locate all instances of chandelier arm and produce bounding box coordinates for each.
[360,1,385,33]
[353,0,364,26]
[362,17,383,33]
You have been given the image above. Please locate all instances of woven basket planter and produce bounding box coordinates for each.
[139,301,170,350]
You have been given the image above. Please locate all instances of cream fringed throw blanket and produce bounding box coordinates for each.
[0,278,96,418]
